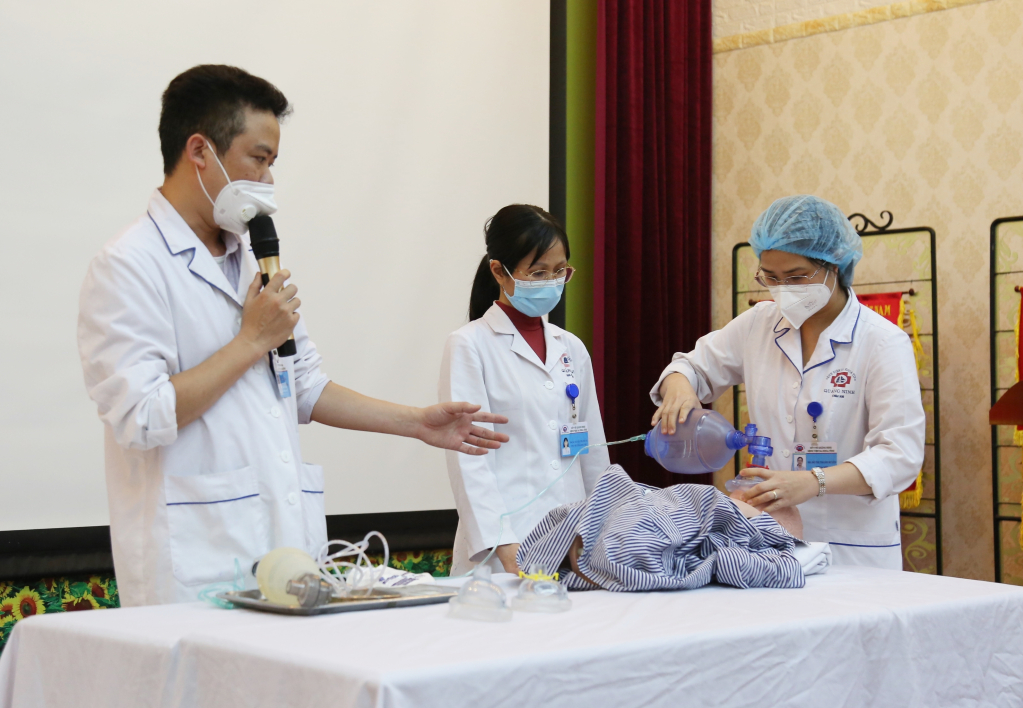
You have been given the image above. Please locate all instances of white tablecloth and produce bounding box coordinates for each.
[2,566,1022,708]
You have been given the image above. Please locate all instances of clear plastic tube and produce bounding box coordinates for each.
[317,531,390,597]
[197,559,245,609]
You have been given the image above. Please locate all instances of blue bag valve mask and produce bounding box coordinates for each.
[642,409,773,475]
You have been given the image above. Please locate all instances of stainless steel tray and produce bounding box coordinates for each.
[216,584,458,616]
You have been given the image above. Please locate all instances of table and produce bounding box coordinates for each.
[2,567,1022,707]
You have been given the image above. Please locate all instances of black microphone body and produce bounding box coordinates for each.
[248,215,297,358]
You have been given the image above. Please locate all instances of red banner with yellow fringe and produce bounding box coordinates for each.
[1016,290,1023,444]
[857,292,904,327]
[1015,290,1023,550]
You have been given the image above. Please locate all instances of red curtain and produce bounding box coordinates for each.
[594,0,713,487]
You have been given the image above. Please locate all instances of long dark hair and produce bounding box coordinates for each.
[468,205,570,321]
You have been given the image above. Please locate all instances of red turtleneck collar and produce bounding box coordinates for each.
[496,301,546,363]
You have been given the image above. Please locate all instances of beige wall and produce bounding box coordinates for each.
[713,0,895,39]
[711,0,1023,580]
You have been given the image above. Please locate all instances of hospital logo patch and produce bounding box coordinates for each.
[824,369,857,398]
[560,353,575,378]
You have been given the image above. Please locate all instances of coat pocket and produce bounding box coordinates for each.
[165,466,269,586]
[299,463,328,556]
[825,527,902,549]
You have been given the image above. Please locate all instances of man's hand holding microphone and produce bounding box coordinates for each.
[237,269,301,359]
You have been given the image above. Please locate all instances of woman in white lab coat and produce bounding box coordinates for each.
[651,196,925,570]
[439,205,609,575]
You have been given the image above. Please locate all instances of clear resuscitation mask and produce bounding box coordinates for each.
[511,565,571,613]
[447,564,513,622]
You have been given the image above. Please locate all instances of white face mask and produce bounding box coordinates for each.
[767,269,835,329]
[196,140,277,234]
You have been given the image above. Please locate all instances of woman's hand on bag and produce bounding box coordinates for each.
[738,467,818,512]
[651,373,702,434]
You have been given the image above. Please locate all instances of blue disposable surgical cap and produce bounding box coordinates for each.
[749,195,863,286]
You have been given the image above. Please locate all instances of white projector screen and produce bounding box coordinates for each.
[0,1,549,530]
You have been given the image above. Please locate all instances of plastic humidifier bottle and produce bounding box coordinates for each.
[644,409,748,474]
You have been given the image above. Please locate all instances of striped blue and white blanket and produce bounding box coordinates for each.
[517,465,805,591]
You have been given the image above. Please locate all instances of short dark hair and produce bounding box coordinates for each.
[159,65,291,175]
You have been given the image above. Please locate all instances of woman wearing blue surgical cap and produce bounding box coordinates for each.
[649,195,925,570]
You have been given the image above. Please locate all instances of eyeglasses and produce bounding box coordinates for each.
[754,264,825,288]
[502,263,576,284]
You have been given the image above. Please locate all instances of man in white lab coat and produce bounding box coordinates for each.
[77,65,507,606]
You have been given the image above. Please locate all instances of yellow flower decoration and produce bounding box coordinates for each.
[11,588,45,621]
[62,592,100,612]
[0,599,16,626]
[88,576,110,601]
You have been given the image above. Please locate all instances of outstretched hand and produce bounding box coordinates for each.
[416,402,510,455]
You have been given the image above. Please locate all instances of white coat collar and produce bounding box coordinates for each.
[482,303,566,372]
[772,289,861,375]
[146,189,245,308]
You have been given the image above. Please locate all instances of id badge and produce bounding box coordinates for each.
[560,422,589,457]
[792,442,837,471]
[272,352,293,399]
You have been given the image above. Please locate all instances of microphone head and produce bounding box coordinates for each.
[248,215,279,259]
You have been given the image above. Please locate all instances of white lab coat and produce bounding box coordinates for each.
[439,304,610,575]
[77,190,329,606]
[651,291,925,570]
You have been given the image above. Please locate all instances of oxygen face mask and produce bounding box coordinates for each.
[724,424,774,494]
[511,565,571,613]
[447,564,513,622]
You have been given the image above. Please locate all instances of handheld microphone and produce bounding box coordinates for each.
[248,215,297,358]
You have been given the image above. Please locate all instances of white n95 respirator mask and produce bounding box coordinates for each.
[767,269,835,329]
[197,140,277,235]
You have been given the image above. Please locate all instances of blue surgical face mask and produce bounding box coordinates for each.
[501,264,565,318]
